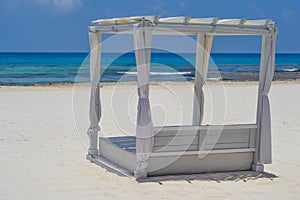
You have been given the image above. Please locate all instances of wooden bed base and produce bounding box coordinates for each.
[88,124,258,178]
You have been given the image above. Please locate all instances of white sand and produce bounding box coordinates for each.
[0,80,299,199]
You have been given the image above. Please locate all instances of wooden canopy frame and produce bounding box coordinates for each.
[86,16,277,179]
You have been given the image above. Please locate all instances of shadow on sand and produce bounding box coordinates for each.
[137,171,278,184]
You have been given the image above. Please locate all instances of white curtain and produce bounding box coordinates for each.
[193,33,213,125]
[133,24,153,175]
[87,30,102,156]
[257,34,276,164]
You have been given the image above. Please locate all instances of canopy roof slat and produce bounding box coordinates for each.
[90,15,277,36]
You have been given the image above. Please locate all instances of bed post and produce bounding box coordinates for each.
[252,35,267,172]
[87,27,102,157]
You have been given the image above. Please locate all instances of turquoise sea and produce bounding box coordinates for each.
[0,52,299,85]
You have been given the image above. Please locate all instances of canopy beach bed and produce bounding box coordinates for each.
[86,16,277,179]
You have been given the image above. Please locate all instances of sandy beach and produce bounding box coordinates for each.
[0,80,300,199]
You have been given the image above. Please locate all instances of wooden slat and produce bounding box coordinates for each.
[154,129,199,137]
[114,143,135,148]
[249,128,256,148]
[153,144,198,152]
[154,124,257,133]
[113,141,135,145]
[102,137,136,153]
[203,132,250,144]
[154,135,198,147]
[93,22,274,35]
[150,148,255,157]
[120,147,136,153]
[202,128,250,135]
[204,142,249,150]
[105,136,135,143]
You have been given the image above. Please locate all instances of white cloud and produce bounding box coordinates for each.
[53,0,82,8]
[33,0,82,12]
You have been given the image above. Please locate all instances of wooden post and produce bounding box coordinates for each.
[87,29,102,156]
[252,35,269,172]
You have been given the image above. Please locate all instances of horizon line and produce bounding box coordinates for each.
[0,51,299,54]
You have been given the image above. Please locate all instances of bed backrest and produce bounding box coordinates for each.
[153,124,257,153]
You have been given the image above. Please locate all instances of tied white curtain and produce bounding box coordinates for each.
[257,34,276,164]
[133,24,153,174]
[87,30,102,156]
[193,34,213,125]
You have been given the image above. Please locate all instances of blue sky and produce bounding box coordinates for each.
[0,0,299,53]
